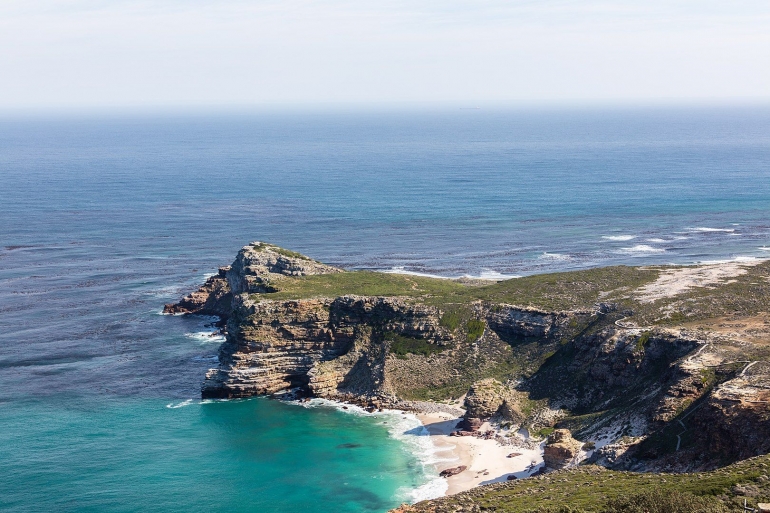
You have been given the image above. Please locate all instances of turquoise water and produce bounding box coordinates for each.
[0,397,432,513]
[1,108,769,512]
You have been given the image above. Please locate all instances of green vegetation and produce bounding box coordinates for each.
[700,367,717,386]
[248,246,770,339]
[473,265,659,311]
[527,489,731,513]
[255,271,468,301]
[409,454,770,512]
[439,310,462,330]
[601,490,730,513]
[635,330,652,352]
[253,263,661,313]
[386,332,446,358]
[533,426,555,438]
[465,319,486,341]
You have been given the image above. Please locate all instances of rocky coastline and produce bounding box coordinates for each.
[165,242,770,508]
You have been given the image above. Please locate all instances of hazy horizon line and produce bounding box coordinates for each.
[3,98,770,119]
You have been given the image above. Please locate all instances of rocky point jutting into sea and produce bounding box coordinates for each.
[166,242,770,511]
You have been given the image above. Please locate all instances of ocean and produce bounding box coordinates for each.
[1,107,769,512]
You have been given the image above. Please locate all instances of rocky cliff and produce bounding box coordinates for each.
[166,242,770,475]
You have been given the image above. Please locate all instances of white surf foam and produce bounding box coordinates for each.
[167,398,230,408]
[383,267,451,279]
[402,475,449,503]
[619,245,665,254]
[166,399,195,409]
[384,267,518,281]
[149,285,186,299]
[760,247,770,252]
[602,235,636,241]
[462,270,521,280]
[689,227,735,233]
[185,331,226,344]
[694,256,762,265]
[539,252,571,260]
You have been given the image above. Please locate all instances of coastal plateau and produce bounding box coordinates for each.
[165,242,770,511]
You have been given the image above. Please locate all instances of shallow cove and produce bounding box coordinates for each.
[0,396,435,513]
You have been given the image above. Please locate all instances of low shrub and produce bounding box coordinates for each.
[466,319,486,342]
[387,332,445,357]
[603,489,730,513]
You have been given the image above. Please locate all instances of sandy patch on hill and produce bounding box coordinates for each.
[634,260,765,303]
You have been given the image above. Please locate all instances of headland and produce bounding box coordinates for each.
[165,242,770,511]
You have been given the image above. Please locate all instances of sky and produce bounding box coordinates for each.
[1,0,769,110]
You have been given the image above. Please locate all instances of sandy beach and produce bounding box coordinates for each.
[416,411,545,495]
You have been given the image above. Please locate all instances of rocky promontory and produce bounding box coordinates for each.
[166,242,770,480]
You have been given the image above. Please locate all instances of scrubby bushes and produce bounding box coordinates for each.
[603,489,730,513]
[386,332,445,358]
[466,319,485,341]
[526,489,730,513]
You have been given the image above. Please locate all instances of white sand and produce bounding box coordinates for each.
[416,411,544,495]
[634,259,765,303]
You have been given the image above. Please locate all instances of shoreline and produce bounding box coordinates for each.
[293,397,546,500]
[414,410,545,496]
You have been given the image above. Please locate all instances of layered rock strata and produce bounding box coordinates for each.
[203,294,449,399]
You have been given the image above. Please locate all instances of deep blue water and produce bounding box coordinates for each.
[1,107,769,512]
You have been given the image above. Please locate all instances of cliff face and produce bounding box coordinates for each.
[202,293,450,400]
[225,242,342,294]
[166,242,770,473]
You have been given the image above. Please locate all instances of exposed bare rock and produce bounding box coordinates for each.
[458,417,483,432]
[163,267,233,318]
[463,378,524,424]
[163,241,340,316]
[486,305,592,341]
[439,466,467,477]
[203,294,449,400]
[543,429,583,469]
[168,243,770,476]
[202,296,343,398]
[589,440,635,467]
[686,365,770,464]
[226,242,342,294]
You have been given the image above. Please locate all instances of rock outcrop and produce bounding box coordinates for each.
[162,267,232,319]
[543,429,583,469]
[225,242,342,294]
[463,378,524,425]
[202,290,450,400]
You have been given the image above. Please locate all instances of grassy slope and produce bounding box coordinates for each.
[254,258,770,333]
[403,454,770,512]
[257,266,660,312]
